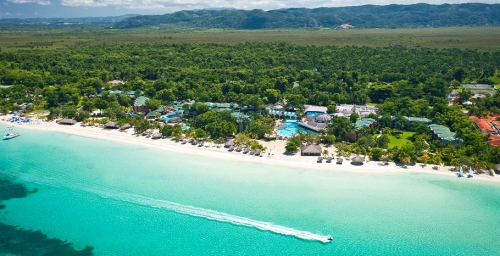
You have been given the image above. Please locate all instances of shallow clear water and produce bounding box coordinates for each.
[1,123,500,255]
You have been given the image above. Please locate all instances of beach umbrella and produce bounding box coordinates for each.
[351,156,365,165]
[152,132,162,139]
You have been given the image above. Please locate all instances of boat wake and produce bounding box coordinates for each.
[12,173,333,243]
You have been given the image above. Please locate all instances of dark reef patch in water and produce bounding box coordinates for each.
[0,178,94,256]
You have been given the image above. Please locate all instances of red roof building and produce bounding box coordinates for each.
[470,116,495,135]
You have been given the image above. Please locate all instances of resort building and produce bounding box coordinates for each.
[429,124,460,144]
[405,117,432,125]
[231,112,251,132]
[106,90,137,99]
[345,118,377,141]
[301,144,322,156]
[57,118,77,125]
[268,109,298,120]
[204,102,240,112]
[297,114,331,132]
[470,116,497,135]
[469,116,500,146]
[133,96,150,115]
[304,105,328,117]
[462,82,496,96]
[336,104,378,118]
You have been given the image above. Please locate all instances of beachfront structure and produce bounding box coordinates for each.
[298,114,331,132]
[133,96,150,114]
[336,104,378,118]
[301,144,322,156]
[429,124,459,144]
[58,118,77,125]
[104,121,119,129]
[304,105,327,117]
[351,156,365,165]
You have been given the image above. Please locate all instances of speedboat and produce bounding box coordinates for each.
[3,132,20,140]
[327,235,334,241]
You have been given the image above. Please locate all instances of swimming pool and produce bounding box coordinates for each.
[277,121,307,137]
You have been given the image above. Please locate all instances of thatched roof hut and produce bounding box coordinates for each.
[301,144,322,156]
[152,132,162,139]
[224,140,235,148]
[351,156,365,165]
[105,121,119,129]
[58,118,76,125]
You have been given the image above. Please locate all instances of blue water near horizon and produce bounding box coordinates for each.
[1,123,500,255]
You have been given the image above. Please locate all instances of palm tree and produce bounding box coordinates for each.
[322,149,329,157]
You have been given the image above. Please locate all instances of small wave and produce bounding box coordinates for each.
[13,173,333,243]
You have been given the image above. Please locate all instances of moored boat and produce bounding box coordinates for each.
[3,132,20,140]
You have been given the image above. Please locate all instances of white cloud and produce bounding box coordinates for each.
[7,0,51,5]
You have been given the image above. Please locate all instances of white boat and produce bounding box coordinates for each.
[3,132,20,140]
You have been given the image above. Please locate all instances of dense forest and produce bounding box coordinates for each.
[115,4,500,29]
[1,42,500,168]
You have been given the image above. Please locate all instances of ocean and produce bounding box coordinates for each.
[1,123,500,255]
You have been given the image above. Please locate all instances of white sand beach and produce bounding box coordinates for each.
[2,116,499,183]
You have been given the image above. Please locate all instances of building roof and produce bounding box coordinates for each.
[304,105,327,113]
[315,114,332,122]
[406,117,432,123]
[105,121,118,128]
[429,124,457,143]
[301,144,322,154]
[298,121,326,132]
[351,155,365,164]
[355,118,376,128]
[134,96,149,107]
[58,118,76,125]
[470,116,494,133]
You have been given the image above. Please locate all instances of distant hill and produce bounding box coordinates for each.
[115,4,500,29]
[0,15,137,28]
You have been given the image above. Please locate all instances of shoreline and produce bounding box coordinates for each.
[2,116,499,184]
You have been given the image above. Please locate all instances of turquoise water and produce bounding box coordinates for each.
[1,123,500,255]
[278,121,307,137]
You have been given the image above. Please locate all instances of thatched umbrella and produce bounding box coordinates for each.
[336,158,343,164]
[317,156,323,163]
[228,146,235,151]
[255,149,261,156]
[326,156,333,163]
[351,156,365,165]
[152,132,162,139]
[105,121,118,129]
[224,140,235,148]
[121,123,131,129]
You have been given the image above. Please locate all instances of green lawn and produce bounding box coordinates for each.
[388,132,415,148]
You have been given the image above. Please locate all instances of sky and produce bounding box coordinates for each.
[0,0,498,19]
